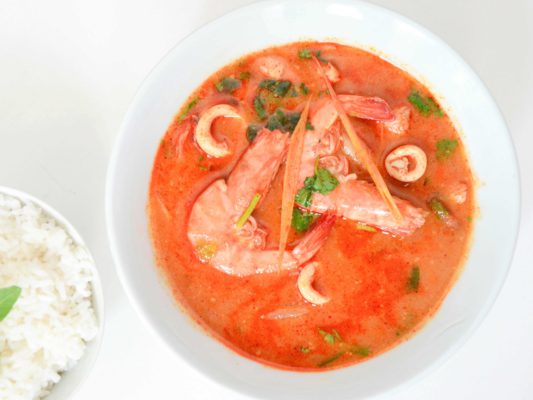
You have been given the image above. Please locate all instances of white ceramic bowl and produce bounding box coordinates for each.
[106,1,520,399]
[0,186,105,400]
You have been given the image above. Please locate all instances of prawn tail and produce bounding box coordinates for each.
[291,214,336,265]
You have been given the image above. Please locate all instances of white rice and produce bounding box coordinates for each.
[0,193,98,400]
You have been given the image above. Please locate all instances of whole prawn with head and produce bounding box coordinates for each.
[187,128,335,277]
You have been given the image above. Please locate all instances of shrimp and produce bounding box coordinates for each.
[297,99,427,235]
[187,128,335,276]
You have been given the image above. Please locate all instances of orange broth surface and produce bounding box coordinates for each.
[148,42,475,370]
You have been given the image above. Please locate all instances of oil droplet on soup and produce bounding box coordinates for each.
[148,41,474,370]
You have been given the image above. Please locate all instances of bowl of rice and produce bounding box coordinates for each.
[0,186,104,400]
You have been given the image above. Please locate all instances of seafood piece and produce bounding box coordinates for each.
[383,106,410,135]
[297,262,330,305]
[297,101,426,235]
[167,115,198,158]
[385,144,427,183]
[324,62,340,83]
[338,94,394,121]
[188,129,335,276]
[195,104,244,157]
[308,179,427,235]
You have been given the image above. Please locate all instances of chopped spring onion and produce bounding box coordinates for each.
[177,97,199,122]
[408,266,420,292]
[351,346,371,357]
[428,197,449,220]
[319,328,342,344]
[236,193,261,229]
[318,352,344,367]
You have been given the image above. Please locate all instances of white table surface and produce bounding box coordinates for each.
[1,0,532,399]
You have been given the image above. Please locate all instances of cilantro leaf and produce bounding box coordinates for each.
[408,90,443,117]
[298,48,312,59]
[436,139,458,160]
[215,77,241,93]
[259,79,292,97]
[300,82,309,95]
[253,96,267,120]
[266,109,301,133]
[291,208,316,232]
[313,168,339,194]
[246,125,261,142]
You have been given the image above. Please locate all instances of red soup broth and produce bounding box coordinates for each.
[148,42,475,370]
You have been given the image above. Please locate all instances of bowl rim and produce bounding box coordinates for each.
[0,185,106,400]
[105,0,521,398]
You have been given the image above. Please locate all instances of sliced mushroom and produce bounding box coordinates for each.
[385,144,427,183]
[324,62,340,83]
[383,106,410,135]
[195,104,243,158]
[297,262,330,305]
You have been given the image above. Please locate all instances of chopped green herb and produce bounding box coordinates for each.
[295,187,313,208]
[259,79,292,97]
[315,50,328,63]
[266,109,301,133]
[236,193,262,229]
[351,346,371,357]
[239,71,251,80]
[288,87,298,97]
[355,222,377,233]
[253,96,267,120]
[436,139,458,160]
[408,90,443,117]
[246,125,261,142]
[319,329,336,344]
[305,121,314,130]
[319,328,342,344]
[292,208,316,232]
[198,164,209,172]
[215,77,241,93]
[295,167,339,207]
[318,352,344,367]
[298,48,312,59]
[467,215,473,223]
[0,286,22,322]
[428,197,449,220]
[196,242,218,262]
[313,168,339,194]
[408,266,420,292]
[300,346,311,354]
[299,83,310,95]
[177,97,199,121]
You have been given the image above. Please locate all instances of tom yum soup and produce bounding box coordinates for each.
[148,42,474,370]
